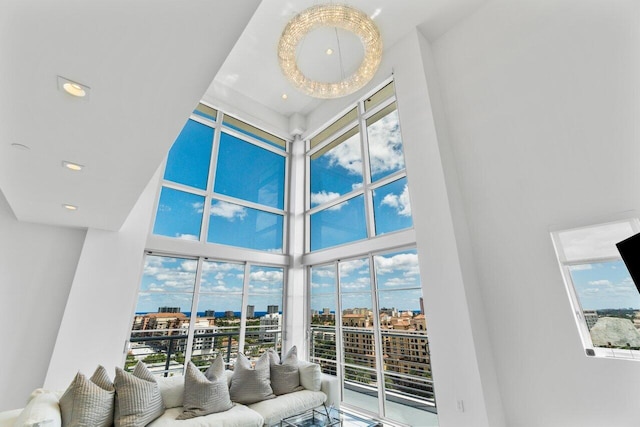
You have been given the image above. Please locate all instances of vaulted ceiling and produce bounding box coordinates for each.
[0,0,485,231]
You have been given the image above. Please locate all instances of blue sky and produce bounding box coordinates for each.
[559,221,640,310]
[145,106,421,315]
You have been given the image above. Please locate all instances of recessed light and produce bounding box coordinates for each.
[57,76,90,99]
[10,143,30,151]
[282,94,288,100]
[62,204,78,211]
[326,48,333,55]
[62,161,84,171]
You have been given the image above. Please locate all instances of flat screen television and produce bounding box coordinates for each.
[616,232,640,294]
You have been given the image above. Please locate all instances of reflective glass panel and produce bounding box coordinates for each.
[558,221,635,262]
[569,260,640,349]
[245,266,284,358]
[372,177,413,235]
[215,132,285,209]
[374,249,420,291]
[310,128,362,208]
[163,119,213,190]
[207,200,283,252]
[223,115,286,150]
[310,195,366,251]
[193,103,217,122]
[153,187,204,241]
[366,104,405,183]
[131,255,196,375]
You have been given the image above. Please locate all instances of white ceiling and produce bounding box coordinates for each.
[0,0,485,231]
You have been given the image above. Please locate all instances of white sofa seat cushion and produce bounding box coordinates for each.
[147,405,263,427]
[248,389,326,426]
[13,390,61,427]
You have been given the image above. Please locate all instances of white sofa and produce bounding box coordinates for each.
[2,361,340,427]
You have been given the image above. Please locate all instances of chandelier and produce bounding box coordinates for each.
[277,4,382,99]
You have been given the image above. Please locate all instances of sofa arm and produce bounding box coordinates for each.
[0,408,21,427]
[320,373,340,409]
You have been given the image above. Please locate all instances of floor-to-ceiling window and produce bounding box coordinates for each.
[128,104,289,374]
[306,80,437,424]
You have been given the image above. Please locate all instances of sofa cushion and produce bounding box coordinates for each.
[114,362,165,427]
[13,390,61,427]
[269,346,303,395]
[248,390,327,426]
[59,365,115,427]
[229,352,275,405]
[148,405,263,427]
[157,375,184,409]
[177,358,233,420]
[298,361,322,392]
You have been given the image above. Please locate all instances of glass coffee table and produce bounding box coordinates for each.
[280,405,381,427]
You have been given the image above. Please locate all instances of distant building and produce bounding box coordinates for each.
[267,305,279,314]
[260,313,281,342]
[246,305,255,318]
[224,310,235,318]
[583,310,599,330]
[204,310,215,317]
[158,306,180,313]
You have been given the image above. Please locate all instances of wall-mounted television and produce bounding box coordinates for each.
[616,232,640,294]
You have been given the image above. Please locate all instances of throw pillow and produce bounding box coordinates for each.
[59,365,115,427]
[177,357,233,420]
[229,352,275,404]
[13,390,61,427]
[268,346,303,395]
[298,361,322,392]
[114,362,165,427]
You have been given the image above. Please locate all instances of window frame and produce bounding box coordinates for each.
[551,217,640,360]
[150,105,291,257]
[305,78,413,254]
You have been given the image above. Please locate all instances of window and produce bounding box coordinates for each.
[129,254,283,374]
[152,103,287,253]
[307,82,413,252]
[309,248,434,420]
[307,80,435,423]
[552,219,640,358]
[131,103,289,375]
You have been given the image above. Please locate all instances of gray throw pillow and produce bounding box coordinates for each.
[229,352,275,404]
[59,365,115,427]
[114,362,165,427]
[269,346,303,395]
[177,357,233,420]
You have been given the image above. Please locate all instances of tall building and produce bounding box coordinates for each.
[158,306,180,313]
[583,310,599,330]
[246,305,255,318]
[204,310,215,317]
[267,305,279,314]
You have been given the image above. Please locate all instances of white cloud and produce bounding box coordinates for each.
[339,259,369,276]
[569,264,593,271]
[311,191,340,206]
[374,252,419,276]
[176,233,199,241]
[210,201,247,221]
[192,202,204,214]
[380,184,411,217]
[250,269,284,284]
[588,280,612,286]
[367,110,405,177]
[324,133,363,176]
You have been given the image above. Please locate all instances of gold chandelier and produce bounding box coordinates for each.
[277,4,382,99]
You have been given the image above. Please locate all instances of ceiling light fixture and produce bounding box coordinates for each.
[282,93,288,100]
[326,48,333,55]
[62,204,78,211]
[278,4,382,99]
[62,161,84,171]
[57,76,90,99]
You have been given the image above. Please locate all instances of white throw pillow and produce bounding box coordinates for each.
[114,362,165,427]
[59,365,115,427]
[229,352,275,405]
[177,357,233,420]
[298,361,322,392]
[13,390,61,427]
[268,346,303,395]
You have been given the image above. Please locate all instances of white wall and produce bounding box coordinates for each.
[44,169,160,391]
[431,1,640,426]
[305,29,505,427]
[0,190,85,411]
